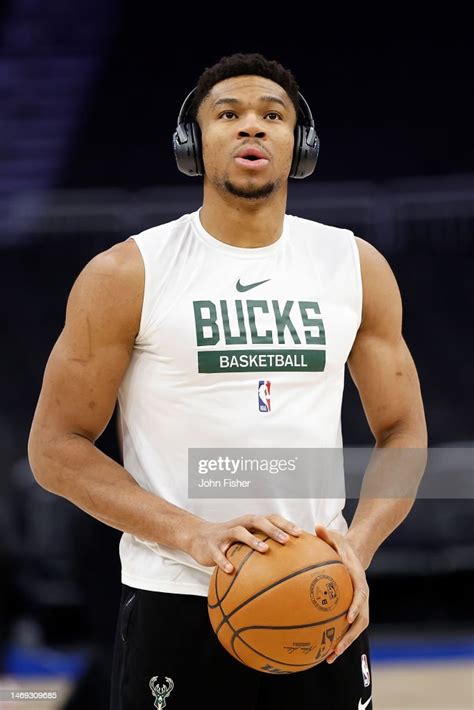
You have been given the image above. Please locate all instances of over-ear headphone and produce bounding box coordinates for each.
[172,86,319,179]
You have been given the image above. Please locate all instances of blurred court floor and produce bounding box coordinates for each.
[373,661,473,709]
[0,660,473,709]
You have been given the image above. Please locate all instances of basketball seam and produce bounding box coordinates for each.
[209,536,273,641]
[208,537,272,653]
[208,536,271,610]
[235,607,350,633]
[230,608,350,669]
[213,559,343,635]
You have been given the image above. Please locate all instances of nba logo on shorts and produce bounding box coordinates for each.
[258,380,271,412]
[361,653,370,687]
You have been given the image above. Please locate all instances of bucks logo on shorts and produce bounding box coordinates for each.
[193,299,326,373]
[149,676,174,708]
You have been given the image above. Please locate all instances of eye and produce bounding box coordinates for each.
[217,110,283,121]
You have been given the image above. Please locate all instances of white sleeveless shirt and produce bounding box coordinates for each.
[117,208,362,596]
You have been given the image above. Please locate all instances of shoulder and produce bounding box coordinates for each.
[78,211,193,310]
[80,238,144,297]
[91,237,144,275]
[354,236,399,289]
[355,235,391,267]
[67,238,144,340]
[353,236,402,331]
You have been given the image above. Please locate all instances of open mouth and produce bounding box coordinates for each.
[234,153,270,170]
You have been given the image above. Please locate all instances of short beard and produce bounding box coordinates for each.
[223,178,277,201]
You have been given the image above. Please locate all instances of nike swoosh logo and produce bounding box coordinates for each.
[236,278,271,292]
[358,696,372,710]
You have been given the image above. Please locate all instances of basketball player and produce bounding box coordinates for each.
[28,53,427,709]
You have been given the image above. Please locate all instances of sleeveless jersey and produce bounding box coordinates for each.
[117,208,362,596]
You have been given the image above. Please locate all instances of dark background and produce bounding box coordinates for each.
[66,31,473,187]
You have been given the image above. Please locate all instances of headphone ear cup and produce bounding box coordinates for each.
[290,124,303,178]
[189,121,204,176]
[290,124,319,179]
[173,121,203,176]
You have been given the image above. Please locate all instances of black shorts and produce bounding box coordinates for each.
[110,584,374,709]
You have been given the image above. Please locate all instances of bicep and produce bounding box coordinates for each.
[35,327,132,445]
[29,242,143,450]
[348,329,423,441]
[347,238,426,443]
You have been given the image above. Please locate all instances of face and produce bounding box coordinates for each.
[197,75,297,201]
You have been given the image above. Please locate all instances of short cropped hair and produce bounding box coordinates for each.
[191,52,300,121]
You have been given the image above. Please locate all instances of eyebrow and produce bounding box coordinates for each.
[213,95,288,109]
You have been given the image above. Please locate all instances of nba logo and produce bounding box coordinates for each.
[258,380,271,412]
[361,653,370,687]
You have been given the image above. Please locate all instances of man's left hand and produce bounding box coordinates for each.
[314,524,370,664]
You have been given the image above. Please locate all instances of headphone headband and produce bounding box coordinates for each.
[295,92,315,128]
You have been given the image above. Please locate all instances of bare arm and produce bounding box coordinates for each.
[27,239,299,573]
[344,236,428,568]
[318,236,428,664]
[27,240,203,551]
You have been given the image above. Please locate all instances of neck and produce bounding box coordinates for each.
[199,179,288,248]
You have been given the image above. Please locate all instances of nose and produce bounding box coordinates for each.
[237,112,266,139]
[238,127,266,138]
[239,129,266,138]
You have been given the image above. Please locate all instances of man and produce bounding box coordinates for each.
[28,53,427,709]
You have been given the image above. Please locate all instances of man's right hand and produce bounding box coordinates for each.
[187,514,302,573]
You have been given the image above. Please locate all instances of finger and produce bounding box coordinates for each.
[252,515,302,544]
[214,549,234,574]
[266,514,302,536]
[229,525,270,553]
[348,583,369,623]
[314,525,340,552]
[239,517,289,545]
[327,616,368,663]
[316,525,368,622]
[347,606,359,624]
[257,521,292,544]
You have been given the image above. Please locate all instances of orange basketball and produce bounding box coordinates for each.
[207,529,353,674]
